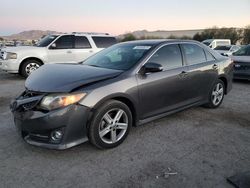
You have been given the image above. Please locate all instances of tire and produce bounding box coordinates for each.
[20,59,42,78]
[88,100,132,149]
[204,79,225,108]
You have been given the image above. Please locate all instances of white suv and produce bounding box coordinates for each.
[0,32,117,77]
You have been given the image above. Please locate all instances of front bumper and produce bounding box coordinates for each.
[13,104,91,150]
[0,59,20,73]
[233,62,250,81]
[233,71,250,81]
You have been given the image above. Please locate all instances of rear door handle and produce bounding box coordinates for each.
[67,50,72,54]
[212,64,218,70]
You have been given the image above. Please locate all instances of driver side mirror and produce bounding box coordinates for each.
[141,62,163,74]
[49,43,57,49]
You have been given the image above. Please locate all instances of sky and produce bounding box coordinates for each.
[0,0,250,36]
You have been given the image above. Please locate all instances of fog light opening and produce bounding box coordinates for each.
[51,130,63,142]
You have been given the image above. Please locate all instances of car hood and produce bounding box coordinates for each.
[230,56,250,63]
[25,64,123,93]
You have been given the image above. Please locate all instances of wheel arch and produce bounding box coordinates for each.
[218,75,228,94]
[90,94,138,127]
[18,57,44,74]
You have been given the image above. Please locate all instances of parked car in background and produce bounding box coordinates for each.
[202,39,231,49]
[11,39,233,150]
[230,44,250,80]
[214,45,242,56]
[0,32,117,77]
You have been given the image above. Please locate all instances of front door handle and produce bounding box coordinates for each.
[212,64,218,70]
[67,50,72,54]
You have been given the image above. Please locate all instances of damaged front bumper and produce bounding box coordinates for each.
[11,91,91,150]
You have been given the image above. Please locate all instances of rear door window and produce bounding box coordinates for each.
[75,36,91,49]
[181,44,206,65]
[92,37,117,48]
[148,44,183,70]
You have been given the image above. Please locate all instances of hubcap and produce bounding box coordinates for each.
[25,63,40,75]
[212,83,224,106]
[99,108,128,144]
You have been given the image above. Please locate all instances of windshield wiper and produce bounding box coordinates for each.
[86,64,101,68]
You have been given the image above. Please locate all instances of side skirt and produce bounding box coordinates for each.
[137,101,205,126]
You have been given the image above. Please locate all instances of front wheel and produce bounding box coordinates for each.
[20,60,42,78]
[88,100,132,149]
[204,79,225,108]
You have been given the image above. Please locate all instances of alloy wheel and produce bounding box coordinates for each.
[25,63,40,75]
[99,108,128,144]
[211,83,224,106]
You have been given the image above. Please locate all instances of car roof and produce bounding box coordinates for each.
[122,39,202,46]
[51,32,114,37]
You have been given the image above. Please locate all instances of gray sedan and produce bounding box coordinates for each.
[11,40,233,149]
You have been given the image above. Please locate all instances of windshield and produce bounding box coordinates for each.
[214,46,231,50]
[36,35,58,47]
[202,42,210,46]
[233,45,250,56]
[83,43,153,70]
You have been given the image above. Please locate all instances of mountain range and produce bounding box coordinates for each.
[1,30,61,40]
[119,29,203,39]
[1,29,204,41]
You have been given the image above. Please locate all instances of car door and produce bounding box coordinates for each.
[180,43,218,101]
[72,36,95,62]
[47,35,75,64]
[136,44,191,119]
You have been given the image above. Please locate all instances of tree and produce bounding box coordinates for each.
[193,33,203,41]
[193,27,241,44]
[121,33,136,42]
[168,35,177,39]
[242,25,250,44]
[0,37,4,41]
[180,35,192,40]
[139,35,162,40]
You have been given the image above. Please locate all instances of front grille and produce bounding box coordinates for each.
[235,66,250,70]
[22,100,40,111]
[234,61,250,69]
[11,90,45,112]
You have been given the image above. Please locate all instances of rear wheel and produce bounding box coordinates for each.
[20,59,42,78]
[204,79,225,108]
[88,100,132,149]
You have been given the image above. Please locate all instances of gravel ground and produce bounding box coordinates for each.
[0,70,249,188]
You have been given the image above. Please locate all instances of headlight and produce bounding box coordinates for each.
[3,52,17,60]
[2,52,7,60]
[39,93,87,111]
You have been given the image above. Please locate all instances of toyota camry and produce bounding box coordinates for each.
[11,40,233,149]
